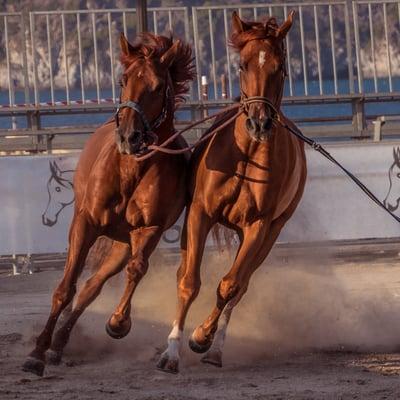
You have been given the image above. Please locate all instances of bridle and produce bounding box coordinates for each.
[114,76,172,147]
[239,38,287,123]
[118,35,400,229]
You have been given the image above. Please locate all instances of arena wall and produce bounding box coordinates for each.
[1,141,400,255]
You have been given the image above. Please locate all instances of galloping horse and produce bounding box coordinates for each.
[23,33,194,376]
[158,11,306,373]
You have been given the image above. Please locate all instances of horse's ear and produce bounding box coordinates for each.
[160,39,181,68]
[120,33,135,57]
[49,161,58,176]
[232,11,251,34]
[394,147,400,165]
[277,10,295,39]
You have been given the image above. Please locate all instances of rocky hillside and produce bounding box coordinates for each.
[1,0,399,94]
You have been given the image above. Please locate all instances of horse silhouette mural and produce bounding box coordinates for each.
[41,160,182,245]
[383,147,400,213]
[42,161,75,226]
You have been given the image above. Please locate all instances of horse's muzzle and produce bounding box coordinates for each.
[245,116,273,141]
[115,129,158,155]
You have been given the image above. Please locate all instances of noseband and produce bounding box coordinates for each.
[239,40,287,122]
[114,84,171,140]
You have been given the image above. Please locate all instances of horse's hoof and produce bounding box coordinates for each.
[22,356,45,377]
[105,317,131,339]
[156,352,179,374]
[188,334,212,354]
[201,350,222,368]
[47,349,63,365]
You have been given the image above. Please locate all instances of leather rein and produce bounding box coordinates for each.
[114,46,400,224]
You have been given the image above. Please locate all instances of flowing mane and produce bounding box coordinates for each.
[120,32,195,106]
[229,17,280,51]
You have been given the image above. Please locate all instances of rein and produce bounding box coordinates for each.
[117,44,400,226]
[132,103,244,161]
[274,119,400,224]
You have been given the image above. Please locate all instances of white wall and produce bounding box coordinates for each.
[1,141,400,255]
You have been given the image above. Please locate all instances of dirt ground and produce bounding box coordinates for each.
[2,249,400,399]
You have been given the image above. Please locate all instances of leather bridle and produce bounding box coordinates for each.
[239,39,287,123]
[114,78,171,146]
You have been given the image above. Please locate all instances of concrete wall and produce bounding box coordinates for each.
[1,141,400,255]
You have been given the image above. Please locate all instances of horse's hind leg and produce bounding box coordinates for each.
[22,213,96,376]
[106,226,162,339]
[47,240,130,365]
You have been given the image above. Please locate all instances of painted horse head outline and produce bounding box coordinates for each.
[42,161,75,227]
[383,147,400,213]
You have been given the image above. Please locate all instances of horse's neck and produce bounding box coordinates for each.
[154,111,175,143]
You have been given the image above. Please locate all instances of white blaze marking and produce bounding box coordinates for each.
[259,50,266,68]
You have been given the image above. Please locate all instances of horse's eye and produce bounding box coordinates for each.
[55,187,61,192]
[239,62,248,72]
[155,84,163,94]
[396,173,400,179]
[119,75,127,87]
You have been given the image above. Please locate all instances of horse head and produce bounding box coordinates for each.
[231,11,294,141]
[383,147,400,212]
[42,161,74,227]
[115,33,194,155]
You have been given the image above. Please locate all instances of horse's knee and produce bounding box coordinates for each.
[126,257,148,283]
[217,278,240,308]
[178,275,200,303]
[53,283,76,310]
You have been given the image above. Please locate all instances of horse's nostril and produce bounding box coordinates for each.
[246,118,259,135]
[128,131,142,145]
[261,118,272,132]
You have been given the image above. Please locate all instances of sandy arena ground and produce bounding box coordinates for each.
[2,248,400,399]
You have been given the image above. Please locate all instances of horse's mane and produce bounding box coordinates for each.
[229,17,280,51]
[120,32,195,107]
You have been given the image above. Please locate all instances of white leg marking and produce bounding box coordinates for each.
[258,50,266,68]
[208,305,233,354]
[165,322,182,360]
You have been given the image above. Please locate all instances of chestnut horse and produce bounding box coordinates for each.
[22,33,194,376]
[158,11,306,373]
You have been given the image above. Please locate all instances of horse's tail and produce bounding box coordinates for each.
[211,224,237,253]
[85,236,114,272]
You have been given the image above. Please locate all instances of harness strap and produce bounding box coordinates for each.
[276,119,400,224]
[116,100,152,131]
[133,103,243,161]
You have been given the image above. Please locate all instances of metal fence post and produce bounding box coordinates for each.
[137,0,148,33]
[201,75,209,118]
[344,0,355,94]
[20,11,31,106]
[352,98,367,135]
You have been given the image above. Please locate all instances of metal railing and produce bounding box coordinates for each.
[0,1,399,153]
[28,7,189,106]
[192,1,356,100]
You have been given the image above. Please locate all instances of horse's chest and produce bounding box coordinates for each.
[219,161,274,224]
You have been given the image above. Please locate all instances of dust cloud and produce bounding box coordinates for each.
[64,246,400,366]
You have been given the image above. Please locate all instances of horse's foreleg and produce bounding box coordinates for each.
[189,217,286,360]
[22,213,96,376]
[47,240,130,365]
[157,206,212,374]
[106,226,162,339]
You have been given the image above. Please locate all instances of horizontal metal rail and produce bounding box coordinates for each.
[0,1,399,153]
